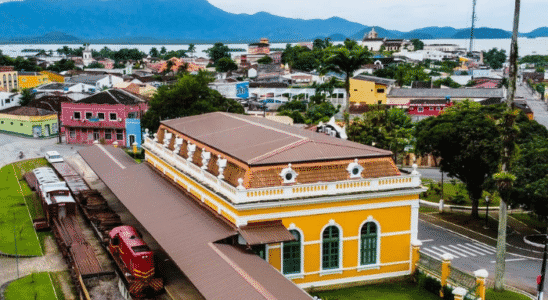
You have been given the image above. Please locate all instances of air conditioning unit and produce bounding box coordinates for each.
[118,118,122,122]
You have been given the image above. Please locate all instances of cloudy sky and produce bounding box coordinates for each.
[0,0,545,32]
[207,0,546,32]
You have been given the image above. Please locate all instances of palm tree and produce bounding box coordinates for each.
[494,0,520,292]
[323,46,372,117]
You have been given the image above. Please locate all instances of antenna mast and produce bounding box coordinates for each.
[469,0,477,54]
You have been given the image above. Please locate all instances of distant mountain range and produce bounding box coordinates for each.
[0,0,546,44]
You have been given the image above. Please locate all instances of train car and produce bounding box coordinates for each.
[33,167,77,224]
[108,225,163,298]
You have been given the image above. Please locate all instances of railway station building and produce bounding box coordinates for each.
[80,112,424,298]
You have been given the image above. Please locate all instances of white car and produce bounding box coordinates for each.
[45,151,64,164]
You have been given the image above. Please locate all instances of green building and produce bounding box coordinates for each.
[0,106,58,138]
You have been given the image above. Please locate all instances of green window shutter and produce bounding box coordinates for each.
[322,226,340,270]
[360,222,378,265]
[283,230,301,274]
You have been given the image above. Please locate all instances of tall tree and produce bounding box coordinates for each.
[494,0,520,292]
[411,39,424,50]
[483,48,507,70]
[149,47,159,57]
[205,42,231,64]
[323,45,372,115]
[160,46,167,55]
[141,72,244,132]
[215,57,238,73]
[415,101,502,218]
[187,44,196,57]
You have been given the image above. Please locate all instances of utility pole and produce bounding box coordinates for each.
[538,227,548,300]
[469,0,477,54]
[494,0,520,292]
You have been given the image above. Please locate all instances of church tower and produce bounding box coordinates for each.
[363,27,378,40]
[82,44,93,67]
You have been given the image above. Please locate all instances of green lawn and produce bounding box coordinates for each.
[50,271,76,300]
[4,272,58,300]
[310,281,441,300]
[421,178,500,207]
[510,213,547,232]
[486,289,531,300]
[0,159,48,256]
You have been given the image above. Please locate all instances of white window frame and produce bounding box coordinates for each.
[357,216,381,271]
[319,220,343,276]
[85,111,93,120]
[417,107,424,113]
[69,129,76,139]
[97,112,105,120]
[109,112,118,121]
[281,224,305,279]
[73,111,81,120]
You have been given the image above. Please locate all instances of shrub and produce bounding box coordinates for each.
[443,285,454,300]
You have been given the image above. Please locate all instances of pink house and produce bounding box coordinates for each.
[61,89,148,145]
[408,99,453,121]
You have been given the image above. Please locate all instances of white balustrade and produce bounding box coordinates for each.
[142,137,422,204]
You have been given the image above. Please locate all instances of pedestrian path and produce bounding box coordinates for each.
[421,242,497,259]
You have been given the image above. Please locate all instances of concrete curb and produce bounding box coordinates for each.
[0,251,39,259]
[523,235,545,249]
[0,279,14,300]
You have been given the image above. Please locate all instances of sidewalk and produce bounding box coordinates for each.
[420,211,544,259]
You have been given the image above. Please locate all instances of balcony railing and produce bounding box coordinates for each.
[142,136,422,204]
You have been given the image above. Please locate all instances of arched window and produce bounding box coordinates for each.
[283,230,301,275]
[322,226,340,270]
[360,222,378,265]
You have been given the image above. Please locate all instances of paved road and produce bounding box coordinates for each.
[0,133,87,168]
[419,220,544,298]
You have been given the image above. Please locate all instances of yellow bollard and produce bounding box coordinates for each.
[411,240,422,274]
[452,287,467,300]
[133,142,138,154]
[474,269,488,300]
[113,141,118,148]
[440,253,454,297]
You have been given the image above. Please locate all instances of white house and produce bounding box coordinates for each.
[0,92,21,109]
[34,82,97,94]
[66,75,124,90]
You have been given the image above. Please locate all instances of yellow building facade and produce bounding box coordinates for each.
[349,75,395,105]
[18,72,50,89]
[142,112,423,289]
[0,67,18,92]
[40,70,65,83]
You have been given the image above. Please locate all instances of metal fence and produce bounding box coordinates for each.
[418,251,442,277]
[448,265,477,290]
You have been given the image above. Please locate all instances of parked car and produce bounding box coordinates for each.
[45,151,63,164]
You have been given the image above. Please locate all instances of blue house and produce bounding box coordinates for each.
[125,118,142,148]
[236,81,249,99]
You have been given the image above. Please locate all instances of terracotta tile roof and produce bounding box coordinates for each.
[249,157,400,188]
[161,112,392,166]
[78,145,312,300]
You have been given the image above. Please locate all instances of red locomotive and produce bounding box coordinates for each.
[108,225,163,297]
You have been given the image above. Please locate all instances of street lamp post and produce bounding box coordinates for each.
[484,195,490,229]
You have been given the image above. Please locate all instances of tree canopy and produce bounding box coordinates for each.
[411,39,424,50]
[215,57,238,73]
[19,89,35,106]
[257,55,273,65]
[348,107,413,163]
[483,48,507,70]
[373,63,430,86]
[46,59,76,72]
[141,72,244,132]
[205,42,231,64]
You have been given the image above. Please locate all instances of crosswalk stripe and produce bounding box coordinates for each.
[473,243,497,252]
[438,245,467,258]
[421,247,445,257]
[431,246,457,258]
[465,243,496,254]
[447,244,476,256]
[457,244,490,255]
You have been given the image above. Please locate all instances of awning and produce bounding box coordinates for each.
[238,220,296,246]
